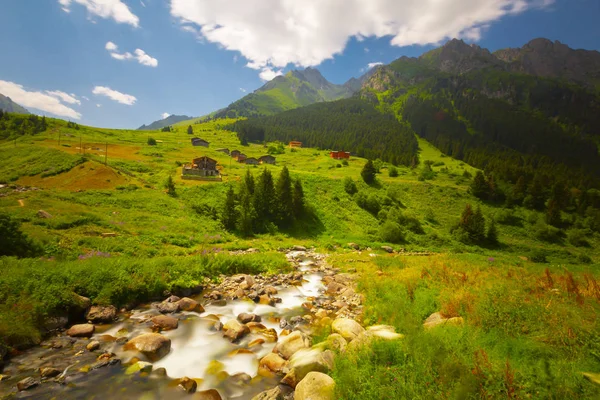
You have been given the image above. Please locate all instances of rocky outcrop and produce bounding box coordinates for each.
[66,323,95,337]
[85,305,117,323]
[294,372,335,400]
[331,318,365,341]
[124,333,171,361]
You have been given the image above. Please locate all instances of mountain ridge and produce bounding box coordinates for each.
[0,93,29,114]
[137,114,194,130]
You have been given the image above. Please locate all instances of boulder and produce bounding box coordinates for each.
[17,377,39,391]
[238,313,261,324]
[367,325,404,340]
[273,330,310,360]
[156,301,179,314]
[326,282,345,295]
[176,297,205,313]
[40,367,61,378]
[86,340,100,351]
[43,315,69,331]
[125,361,153,375]
[37,210,52,219]
[179,377,197,394]
[294,372,335,400]
[292,245,307,251]
[223,319,250,342]
[423,312,464,329]
[264,286,278,295]
[66,323,95,337]
[331,318,364,342]
[381,246,394,253]
[347,243,360,250]
[151,315,179,331]
[259,353,287,373]
[251,386,292,400]
[259,295,275,306]
[70,292,91,312]
[195,389,223,400]
[165,295,181,303]
[286,348,334,385]
[326,333,347,353]
[85,305,117,323]
[124,333,171,361]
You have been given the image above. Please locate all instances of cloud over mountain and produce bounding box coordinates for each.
[0,80,81,119]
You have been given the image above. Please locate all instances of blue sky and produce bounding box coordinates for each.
[0,0,598,129]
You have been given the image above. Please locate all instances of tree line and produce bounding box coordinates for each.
[0,111,47,140]
[227,98,419,166]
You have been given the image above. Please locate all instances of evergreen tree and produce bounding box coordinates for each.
[546,199,562,227]
[550,182,570,210]
[276,166,294,227]
[237,187,256,237]
[512,176,527,203]
[292,178,305,218]
[0,213,40,257]
[471,171,489,199]
[525,175,546,210]
[487,174,497,201]
[243,169,255,195]
[164,175,176,197]
[254,168,276,228]
[187,125,193,135]
[471,206,486,242]
[487,219,499,244]
[361,160,376,184]
[221,185,237,230]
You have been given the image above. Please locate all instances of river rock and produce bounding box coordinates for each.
[367,325,404,340]
[71,292,92,312]
[251,385,292,400]
[258,294,275,306]
[43,315,69,331]
[381,246,394,253]
[152,315,179,331]
[67,323,95,337]
[259,353,287,373]
[273,330,310,360]
[17,377,39,391]
[124,333,171,361]
[40,367,61,378]
[165,295,181,303]
[332,318,364,341]
[195,389,223,400]
[223,319,250,342]
[423,312,464,329]
[294,372,335,400]
[86,305,117,323]
[238,313,261,324]
[156,301,179,314]
[125,361,153,375]
[326,333,347,352]
[179,377,197,394]
[177,297,205,313]
[86,340,100,351]
[285,348,334,386]
[264,286,278,295]
[326,281,345,295]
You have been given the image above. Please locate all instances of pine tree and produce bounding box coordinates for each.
[221,185,237,230]
[550,182,570,210]
[164,175,176,197]
[187,125,193,135]
[546,199,562,227]
[487,219,499,244]
[292,178,305,218]
[237,187,256,237]
[361,160,376,184]
[526,175,546,210]
[486,174,497,201]
[471,206,486,242]
[512,176,527,203]
[254,168,276,227]
[276,166,294,227]
[243,169,255,195]
[471,171,489,199]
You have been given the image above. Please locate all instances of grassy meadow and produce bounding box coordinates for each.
[1,117,599,397]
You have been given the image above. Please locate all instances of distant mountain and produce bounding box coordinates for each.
[214,67,366,119]
[138,114,193,130]
[0,93,29,114]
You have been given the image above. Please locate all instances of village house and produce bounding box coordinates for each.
[245,157,259,165]
[237,153,248,162]
[230,150,241,158]
[215,148,230,155]
[182,156,221,180]
[330,151,351,160]
[191,137,209,147]
[259,155,276,165]
[289,141,302,148]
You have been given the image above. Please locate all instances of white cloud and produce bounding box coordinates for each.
[92,86,137,105]
[46,90,81,105]
[140,1,146,7]
[161,112,171,119]
[239,87,247,93]
[0,80,81,119]
[258,67,283,81]
[171,0,553,76]
[96,103,102,107]
[105,41,158,67]
[59,0,139,27]
[82,96,90,101]
[361,61,384,72]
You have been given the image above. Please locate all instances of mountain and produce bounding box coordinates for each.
[0,93,29,114]
[214,67,363,119]
[138,114,193,130]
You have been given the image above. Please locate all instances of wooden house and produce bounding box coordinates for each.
[182,156,220,180]
[330,151,351,160]
[259,155,276,165]
[237,154,247,162]
[230,150,241,158]
[245,157,259,165]
[215,148,230,155]
[191,137,209,147]
[289,141,302,148]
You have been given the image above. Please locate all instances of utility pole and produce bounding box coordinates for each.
[105,142,108,165]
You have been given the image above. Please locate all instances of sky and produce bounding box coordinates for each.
[0,0,598,129]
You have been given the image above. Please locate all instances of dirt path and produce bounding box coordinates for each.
[18,199,24,207]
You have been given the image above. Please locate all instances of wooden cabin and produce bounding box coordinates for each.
[245,157,259,165]
[259,155,276,165]
[191,137,209,147]
[289,141,302,148]
[330,151,351,160]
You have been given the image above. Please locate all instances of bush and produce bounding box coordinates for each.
[379,221,404,243]
[577,254,592,264]
[389,166,399,177]
[567,229,590,247]
[0,213,40,258]
[147,137,157,146]
[530,249,548,263]
[534,221,562,243]
[343,177,358,195]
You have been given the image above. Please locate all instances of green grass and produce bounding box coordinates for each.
[329,253,600,399]
[0,146,86,182]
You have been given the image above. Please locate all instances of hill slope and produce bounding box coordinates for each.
[0,93,29,114]
[137,114,193,130]
[214,67,363,119]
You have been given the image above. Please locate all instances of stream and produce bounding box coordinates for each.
[0,252,331,400]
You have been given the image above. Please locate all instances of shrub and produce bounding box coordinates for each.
[530,249,548,263]
[567,229,589,247]
[389,166,399,177]
[343,177,358,195]
[341,159,349,166]
[147,137,157,146]
[379,221,404,244]
[577,254,592,264]
[0,213,40,258]
[534,221,562,243]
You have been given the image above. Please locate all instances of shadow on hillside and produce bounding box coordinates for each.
[283,206,326,239]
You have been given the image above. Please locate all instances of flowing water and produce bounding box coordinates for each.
[0,254,326,400]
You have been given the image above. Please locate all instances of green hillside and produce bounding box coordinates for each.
[213,67,359,118]
[0,93,29,114]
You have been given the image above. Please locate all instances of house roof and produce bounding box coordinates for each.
[193,156,217,163]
